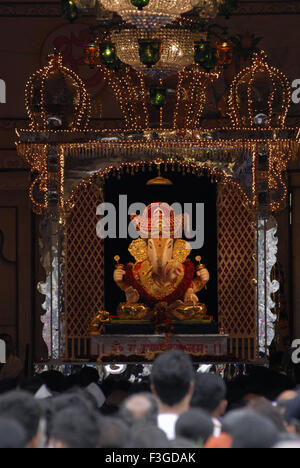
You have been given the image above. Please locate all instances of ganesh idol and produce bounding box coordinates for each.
[113,202,211,322]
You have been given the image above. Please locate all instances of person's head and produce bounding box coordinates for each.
[169,437,197,448]
[191,373,227,417]
[277,390,298,403]
[119,392,158,426]
[175,409,214,446]
[49,407,101,449]
[0,390,43,448]
[222,409,279,448]
[0,418,26,448]
[150,351,195,410]
[78,366,100,388]
[39,371,65,394]
[98,417,129,448]
[284,393,300,434]
[128,423,170,448]
[0,378,19,394]
[51,389,95,414]
[19,376,45,395]
[247,397,287,432]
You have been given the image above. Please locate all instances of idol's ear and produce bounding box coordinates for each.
[173,239,192,263]
[130,214,140,233]
[128,238,148,263]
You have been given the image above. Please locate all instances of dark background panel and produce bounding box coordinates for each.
[104,167,218,321]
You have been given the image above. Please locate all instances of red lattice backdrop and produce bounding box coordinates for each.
[218,184,257,361]
[64,182,104,359]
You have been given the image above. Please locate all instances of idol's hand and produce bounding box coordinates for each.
[184,289,199,304]
[125,286,140,303]
[165,260,183,282]
[197,268,210,284]
[114,269,126,283]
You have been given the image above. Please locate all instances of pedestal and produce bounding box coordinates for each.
[91,334,228,363]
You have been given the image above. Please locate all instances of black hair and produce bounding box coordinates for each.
[50,407,101,449]
[0,378,19,395]
[19,376,45,395]
[50,389,95,414]
[150,351,195,406]
[285,393,300,425]
[169,437,196,448]
[0,390,42,445]
[191,373,227,414]
[175,408,214,445]
[249,398,287,432]
[175,409,214,445]
[127,423,170,449]
[98,416,129,448]
[222,409,279,449]
[0,417,26,448]
[78,366,100,387]
[39,370,65,393]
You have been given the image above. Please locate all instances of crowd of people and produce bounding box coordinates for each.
[1,349,300,448]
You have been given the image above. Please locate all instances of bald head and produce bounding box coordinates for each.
[119,393,158,426]
[277,391,298,403]
[125,394,152,419]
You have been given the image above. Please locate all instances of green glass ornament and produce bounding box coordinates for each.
[194,40,208,65]
[194,41,218,71]
[99,41,117,67]
[130,0,150,10]
[61,0,79,23]
[150,87,167,108]
[139,40,161,68]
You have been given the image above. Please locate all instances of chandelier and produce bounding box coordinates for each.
[190,0,224,19]
[73,0,97,9]
[110,28,205,79]
[98,0,193,29]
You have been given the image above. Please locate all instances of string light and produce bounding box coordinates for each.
[25,52,91,131]
[64,159,256,213]
[173,66,219,129]
[17,47,298,216]
[229,51,291,129]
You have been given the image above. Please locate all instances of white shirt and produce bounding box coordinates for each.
[157,413,179,440]
[212,417,222,436]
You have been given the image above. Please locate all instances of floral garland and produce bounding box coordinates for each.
[125,259,195,306]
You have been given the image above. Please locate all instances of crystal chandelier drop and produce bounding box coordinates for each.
[73,0,97,9]
[190,0,224,19]
[110,29,205,79]
[98,0,193,29]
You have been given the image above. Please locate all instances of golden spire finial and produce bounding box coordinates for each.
[146,162,173,186]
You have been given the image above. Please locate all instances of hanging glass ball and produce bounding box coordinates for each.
[139,40,162,68]
[194,41,217,71]
[61,0,79,22]
[150,87,167,108]
[130,0,150,10]
[194,40,207,65]
[99,41,117,67]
